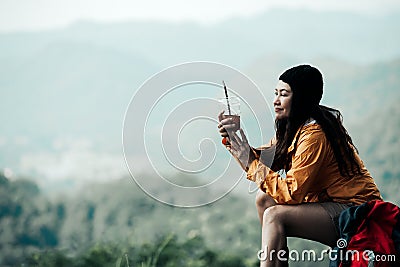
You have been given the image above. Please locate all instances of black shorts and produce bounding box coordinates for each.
[318,202,353,238]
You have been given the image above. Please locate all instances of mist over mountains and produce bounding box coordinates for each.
[0,8,399,192]
[1,8,400,266]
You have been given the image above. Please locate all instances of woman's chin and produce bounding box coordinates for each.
[275,114,289,121]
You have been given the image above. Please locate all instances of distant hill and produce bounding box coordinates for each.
[350,100,400,203]
[1,10,399,267]
[1,9,399,67]
[1,8,399,140]
[0,9,399,190]
[245,57,400,124]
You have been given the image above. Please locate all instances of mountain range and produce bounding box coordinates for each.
[0,8,399,193]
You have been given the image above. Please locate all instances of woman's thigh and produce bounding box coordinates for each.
[265,203,338,247]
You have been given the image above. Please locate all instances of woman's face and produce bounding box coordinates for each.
[273,80,293,120]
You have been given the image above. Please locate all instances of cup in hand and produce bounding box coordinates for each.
[219,96,240,132]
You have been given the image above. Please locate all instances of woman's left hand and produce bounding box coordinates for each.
[226,129,256,171]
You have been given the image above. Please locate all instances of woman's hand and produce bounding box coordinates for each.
[218,111,256,171]
[217,111,239,138]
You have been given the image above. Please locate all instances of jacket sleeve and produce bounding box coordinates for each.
[246,130,327,204]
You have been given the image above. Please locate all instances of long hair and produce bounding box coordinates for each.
[271,65,361,178]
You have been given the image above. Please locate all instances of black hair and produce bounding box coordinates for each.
[271,64,362,178]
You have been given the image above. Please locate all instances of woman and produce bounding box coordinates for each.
[218,65,382,267]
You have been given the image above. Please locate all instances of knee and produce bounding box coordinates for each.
[255,191,275,210]
[262,205,284,225]
[255,191,266,208]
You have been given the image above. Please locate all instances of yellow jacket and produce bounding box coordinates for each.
[246,122,382,205]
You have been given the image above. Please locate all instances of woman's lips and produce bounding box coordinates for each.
[274,108,283,112]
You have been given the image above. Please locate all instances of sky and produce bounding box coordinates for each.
[1,0,400,33]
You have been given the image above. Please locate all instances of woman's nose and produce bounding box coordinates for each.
[273,96,280,106]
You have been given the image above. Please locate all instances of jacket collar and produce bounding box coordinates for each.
[288,118,317,153]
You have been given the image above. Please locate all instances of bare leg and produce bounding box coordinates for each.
[260,203,337,267]
[255,189,276,225]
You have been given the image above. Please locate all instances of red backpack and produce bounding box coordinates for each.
[330,200,400,267]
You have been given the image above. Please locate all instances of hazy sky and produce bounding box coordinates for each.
[1,0,399,32]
